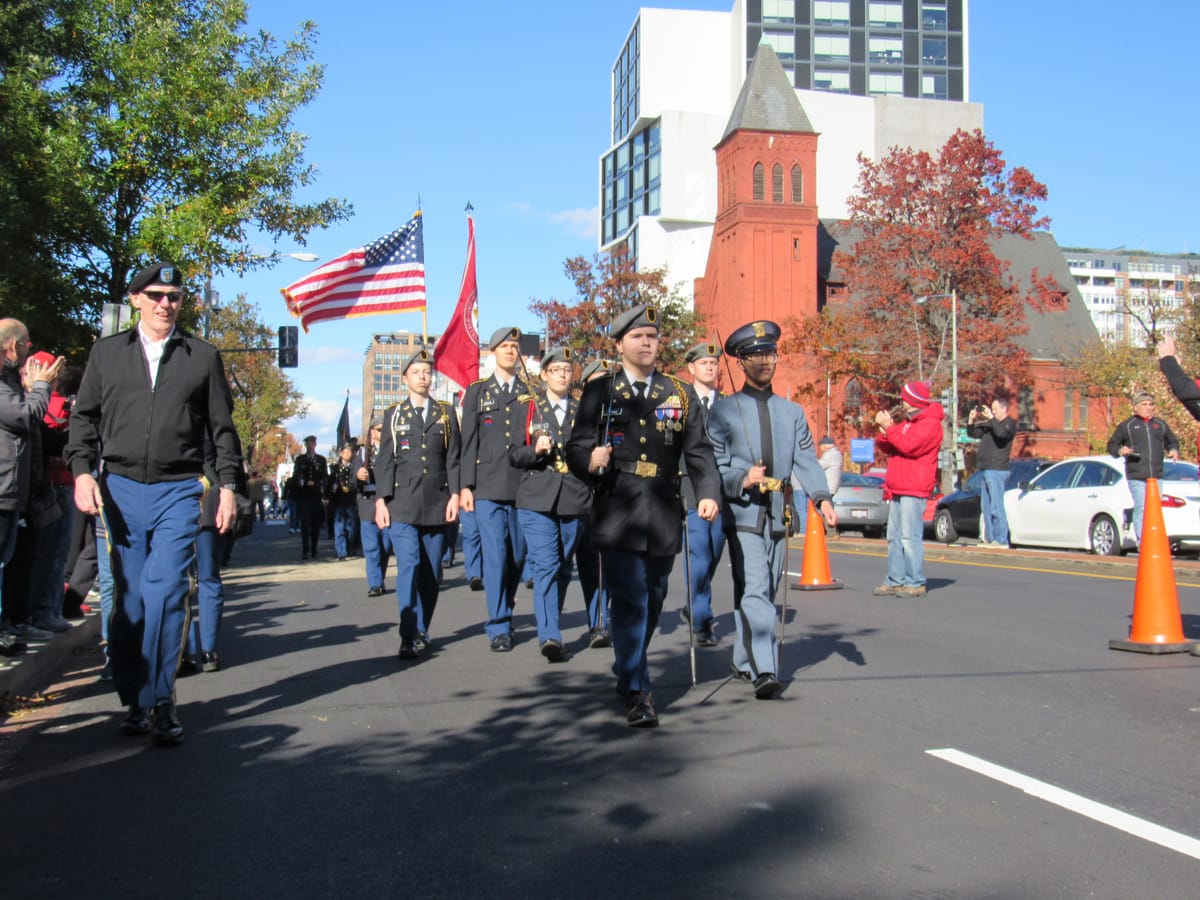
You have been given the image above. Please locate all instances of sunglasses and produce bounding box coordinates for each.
[143,290,183,305]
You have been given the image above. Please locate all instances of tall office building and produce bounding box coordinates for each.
[361,332,438,435]
[1064,249,1200,345]
[599,0,978,299]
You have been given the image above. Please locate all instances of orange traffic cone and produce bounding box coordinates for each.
[1109,478,1194,654]
[793,500,843,591]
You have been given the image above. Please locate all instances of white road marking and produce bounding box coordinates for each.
[927,747,1200,860]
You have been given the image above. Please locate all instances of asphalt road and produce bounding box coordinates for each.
[3,523,1200,898]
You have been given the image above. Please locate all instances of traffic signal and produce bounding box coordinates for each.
[278,325,298,368]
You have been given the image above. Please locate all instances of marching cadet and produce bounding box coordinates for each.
[459,327,533,651]
[356,416,392,597]
[325,441,359,561]
[707,320,837,699]
[374,350,460,659]
[566,305,721,728]
[679,342,727,647]
[574,359,612,648]
[509,347,591,661]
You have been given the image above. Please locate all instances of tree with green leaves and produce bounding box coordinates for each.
[529,248,706,373]
[201,294,307,470]
[0,0,350,358]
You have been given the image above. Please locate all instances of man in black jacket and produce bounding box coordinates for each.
[67,261,242,745]
[967,397,1017,548]
[1106,389,1179,545]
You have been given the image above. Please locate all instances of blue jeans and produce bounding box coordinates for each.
[32,484,75,620]
[726,521,785,677]
[518,508,583,645]
[1128,477,1147,542]
[980,469,1009,546]
[884,495,926,588]
[96,514,114,645]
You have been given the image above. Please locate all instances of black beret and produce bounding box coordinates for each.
[128,261,183,295]
[611,304,658,340]
[303,434,317,442]
[540,346,572,369]
[402,348,433,374]
[685,342,722,363]
[488,326,521,351]
[724,320,782,358]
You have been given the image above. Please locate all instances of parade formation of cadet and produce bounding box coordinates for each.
[509,347,592,661]
[679,341,727,647]
[356,416,392,597]
[566,304,722,728]
[706,320,837,699]
[373,349,461,659]
[459,327,533,652]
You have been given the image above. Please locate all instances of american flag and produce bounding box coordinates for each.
[281,214,426,330]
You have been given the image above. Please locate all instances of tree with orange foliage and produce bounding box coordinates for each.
[529,247,706,372]
[785,129,1059,422]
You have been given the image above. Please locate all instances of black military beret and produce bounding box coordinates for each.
[685,342,722,363]
[402,348,433,374]
[128,261,183,295]
[488,326,521,351]
[540,346,572,369]
[611,304,658,340]
[724,320,782,358]
[303,434,317,443]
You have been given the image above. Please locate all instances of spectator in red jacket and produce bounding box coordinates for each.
[872,381,944,597]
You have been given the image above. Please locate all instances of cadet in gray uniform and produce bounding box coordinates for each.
[706,320,837,699]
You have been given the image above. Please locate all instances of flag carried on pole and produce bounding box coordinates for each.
[433,214,481,391]
[282,214,426,331]
[335,395,351,449]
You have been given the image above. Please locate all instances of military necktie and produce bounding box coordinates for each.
[634,382,646,401]
[702,395,710,412]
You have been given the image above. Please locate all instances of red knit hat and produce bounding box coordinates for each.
[901,381,933,408]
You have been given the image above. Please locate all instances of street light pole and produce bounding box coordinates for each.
[915,290,960,483]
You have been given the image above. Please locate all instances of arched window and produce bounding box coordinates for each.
[791,165,803,203]
[772,163,784,203]
[752,163,765,200]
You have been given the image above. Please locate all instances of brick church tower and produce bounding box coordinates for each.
[693,43,819,390]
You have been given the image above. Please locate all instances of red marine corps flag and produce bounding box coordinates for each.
[433,213,480,392]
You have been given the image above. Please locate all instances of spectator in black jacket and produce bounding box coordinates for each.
[1106,390,1179,545]
[967,397,1017,548]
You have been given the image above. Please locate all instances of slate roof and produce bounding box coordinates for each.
[719,42,816,144]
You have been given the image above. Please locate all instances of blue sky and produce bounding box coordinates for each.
[220,0,1198,447]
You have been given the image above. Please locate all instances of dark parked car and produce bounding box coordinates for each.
[932,458,1051,543]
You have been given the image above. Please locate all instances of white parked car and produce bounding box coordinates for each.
[1003,455,1200,555]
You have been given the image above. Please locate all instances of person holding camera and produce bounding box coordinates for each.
[967,397,1016,548]
[1106,391,1179,545]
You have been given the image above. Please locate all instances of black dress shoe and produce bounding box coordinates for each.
[151,703,183,745]
[398,638,418,659]
[625,692,659,728]
[469,576,484,592]
[696,624,719,647]
[120,705,151,736]
[753,673,783,700]
[588,628,611,649]
[177,656,199,677]
[540,639,564,661]
[729,663,752,683]
[414,633,431,652]
[490,633,512,652]
[201,651,221,672]
[366,586,384,597]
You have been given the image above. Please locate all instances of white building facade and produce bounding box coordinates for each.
[1065,250,1200,346]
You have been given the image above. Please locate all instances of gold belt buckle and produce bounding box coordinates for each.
[761,476,784,492]
[635,461,658,478]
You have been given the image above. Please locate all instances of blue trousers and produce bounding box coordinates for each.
[388,521,444,640]
[518,509,583,645]
[332,504,357,558]
[103,474,203,709]
[684,507,726,632]
[360,519,393,590]
[475,499,525,639]
[460,508,483,581]
[31,484,75,620]
[186,526,225,657]
[884,495,926,588]
[575,519,608,631]
[601,549,674,694]
[727,522,785,678]
[980,468,1010,545]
